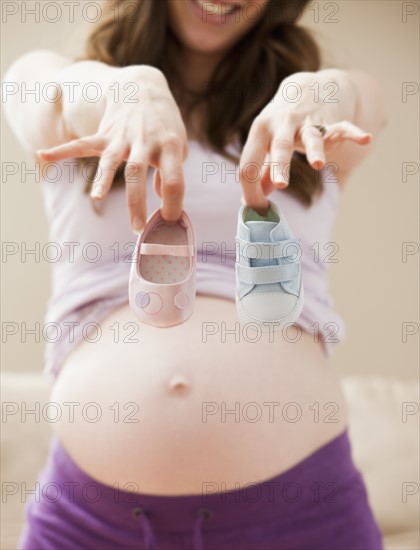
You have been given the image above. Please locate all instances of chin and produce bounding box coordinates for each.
[168,0,262,56]
[180,33,234,55]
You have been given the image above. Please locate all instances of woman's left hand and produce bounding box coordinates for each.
[239,69,372,212]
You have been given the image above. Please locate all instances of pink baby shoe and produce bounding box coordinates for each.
[129,209,196,327]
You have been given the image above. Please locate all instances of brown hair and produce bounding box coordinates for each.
[81,0,323,206]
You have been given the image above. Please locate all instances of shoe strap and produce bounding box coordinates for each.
[140,243,195,257]
[235,237,301,260]
[236,262,300,285]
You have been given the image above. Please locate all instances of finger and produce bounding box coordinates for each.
[299,125,326,170]
[125,146,149,233]
[324,121,372,145]
[37,135,104,161]
[158,139,185,223]
[239,119,270,214]
[260,160,275,197]
[90,146,126,200]
[153,168,162,199]
[269,116,297,188]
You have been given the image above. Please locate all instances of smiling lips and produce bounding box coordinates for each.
[194,0,242,16]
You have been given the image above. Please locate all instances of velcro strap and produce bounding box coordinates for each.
[236,262,300,285]
[235,237,301,260]
[140,243,194,257]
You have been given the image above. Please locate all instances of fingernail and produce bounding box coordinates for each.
[312,159,325,170]
[275,182,288,190]
[132,216,144,233]
[91,185,104,199]
[274,175,288,185]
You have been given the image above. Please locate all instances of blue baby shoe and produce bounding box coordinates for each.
[235,200,304,330]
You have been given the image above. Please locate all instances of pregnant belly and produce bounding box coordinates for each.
[50,295,348,495]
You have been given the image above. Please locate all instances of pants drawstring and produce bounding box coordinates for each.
[193,513,204,550]
[193,508,212,550]
[133,508,156,550]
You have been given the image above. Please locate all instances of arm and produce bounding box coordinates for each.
[2,50,188,230]
[319,68,387,183]
[2,49,75,155]
[239,68,387,210]
[3,49,164,153]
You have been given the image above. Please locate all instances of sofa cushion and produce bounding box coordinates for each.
[342,375,419,543]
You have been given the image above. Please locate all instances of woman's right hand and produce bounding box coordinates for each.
[37,65,188,233]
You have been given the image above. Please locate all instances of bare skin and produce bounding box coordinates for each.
[50,298,349,495]
[3,0,386,495]
[4,1,385,227]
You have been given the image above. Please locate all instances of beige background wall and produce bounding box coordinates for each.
[1,1,419,379]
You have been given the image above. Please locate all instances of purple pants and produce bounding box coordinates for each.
[19,431,383,550]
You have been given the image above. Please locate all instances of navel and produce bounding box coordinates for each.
[168,375,191,396]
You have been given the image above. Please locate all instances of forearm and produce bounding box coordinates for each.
[2,51,112,153]
[2,49,167,155]
[320,68,385,132]
[344,68,387,135]
[315,68,386,175]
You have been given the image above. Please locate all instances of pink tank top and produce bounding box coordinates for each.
[40,140,345,382]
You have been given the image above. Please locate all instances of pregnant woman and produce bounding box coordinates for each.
[4,0,386,548]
